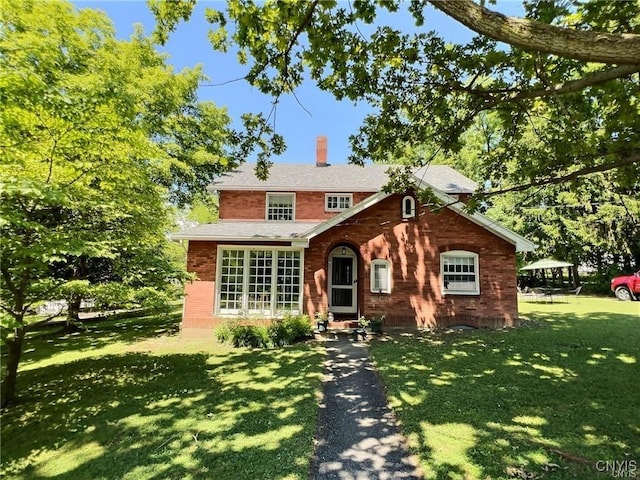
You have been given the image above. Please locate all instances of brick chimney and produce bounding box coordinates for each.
[316,135,328,167]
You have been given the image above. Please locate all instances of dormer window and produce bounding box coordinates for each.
[326,194,352,212]
[266,193,295,221]
[402,196,416,219]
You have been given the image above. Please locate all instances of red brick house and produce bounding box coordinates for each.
[174,137,535,334]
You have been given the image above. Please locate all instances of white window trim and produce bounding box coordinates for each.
[440,250,480,295]
[325,193,353,212]
[215,245,304,316]
[370,259,392,294]
[265,192,296,222]
[402,195,416,219]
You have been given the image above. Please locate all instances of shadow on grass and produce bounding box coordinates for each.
[370,311,640,480]
[1,344,324,479]
[6,312,182,374]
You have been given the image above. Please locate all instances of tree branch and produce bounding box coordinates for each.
[459,64,640,101]
[483,154,640,197]
[250,0,320,88]
[283,0,320,74]
[428,0,640,65]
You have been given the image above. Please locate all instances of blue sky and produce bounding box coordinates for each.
[73,1,520,165]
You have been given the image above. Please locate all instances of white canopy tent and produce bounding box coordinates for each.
[520,258,574,271]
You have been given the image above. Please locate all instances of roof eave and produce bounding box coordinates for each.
[301,186,535,251]
[437,198,537,252]
[213,185,380,193]
[171,233,303,244]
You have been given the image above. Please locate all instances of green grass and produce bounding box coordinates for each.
[1,312,325,479]
[370,296,639,480]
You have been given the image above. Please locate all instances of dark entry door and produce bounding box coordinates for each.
[329,251,357,314]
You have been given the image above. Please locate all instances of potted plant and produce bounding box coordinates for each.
[315,309,329,332]
[370,314,385,333]
[357,315,370,329]
[353,315,369,341]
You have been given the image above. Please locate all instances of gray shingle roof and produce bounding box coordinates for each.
[413,165,477,194]
[172,221,321,241]
[212,163,477,194]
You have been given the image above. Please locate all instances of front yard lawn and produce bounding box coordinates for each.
[1,313,324,479]
[370,296,639,480]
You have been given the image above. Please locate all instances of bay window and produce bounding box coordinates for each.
[217,247,302,315]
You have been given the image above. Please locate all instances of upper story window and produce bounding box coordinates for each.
[402,196,416,219]
[441,250,479,295]
[266,193,295,221]
[326,193,353,212]
[370,259,391,293]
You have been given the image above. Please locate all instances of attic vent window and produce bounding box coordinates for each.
[266,193,295,221]
[402,196,416,219]
[326,194,352,212]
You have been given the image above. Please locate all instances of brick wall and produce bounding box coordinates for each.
[183,241,217,330]
[303,194,518,328]
[183,193,520,332]
[183,239,292,331]
[182,281,216,329]
[219,190,373,221]
[186,240,217,281]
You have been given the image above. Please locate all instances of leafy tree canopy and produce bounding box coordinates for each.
[0,0,235,406]
[425,113,640,277]
[152,0,640,196]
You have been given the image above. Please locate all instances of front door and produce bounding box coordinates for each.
[329,246,357,314]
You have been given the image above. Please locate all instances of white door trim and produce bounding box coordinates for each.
[328,246,357,314]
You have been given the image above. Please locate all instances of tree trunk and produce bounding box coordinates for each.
[1,326,26,409]
[65,295,82,331]
[571,266,581,287]
[428,0,640,65]
[568,266,574,288]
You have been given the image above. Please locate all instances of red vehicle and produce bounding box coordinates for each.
[611,271,640,301]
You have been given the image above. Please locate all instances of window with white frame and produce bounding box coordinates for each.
[441,250,479,295]
[276,250,301,311]
[266,193,295,221]
[325,194,353,212]
[248,250,273,311]
[219,249,245,311]
[370,259,391,293]
[217,247,302,315]
[402,195,416,219]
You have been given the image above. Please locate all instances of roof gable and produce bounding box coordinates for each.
[303,189,536,252]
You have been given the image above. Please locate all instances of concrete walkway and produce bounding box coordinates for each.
[310,334,422,480]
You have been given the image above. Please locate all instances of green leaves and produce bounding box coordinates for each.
[151,0,639,197]
[0,0,234,327]
[148,0,197,45]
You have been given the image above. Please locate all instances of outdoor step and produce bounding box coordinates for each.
[327,320,359,329]
[313,330,339,342]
